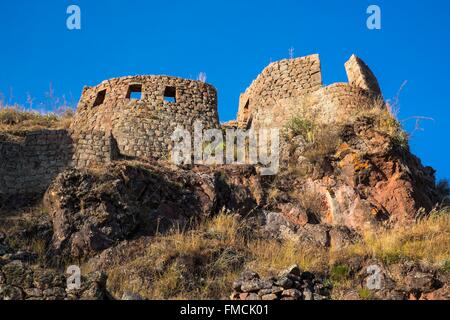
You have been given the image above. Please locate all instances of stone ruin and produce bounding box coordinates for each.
[0,76,219,196]
[70,76,219,166]
[236,54,382,129]
[0,54,384,197]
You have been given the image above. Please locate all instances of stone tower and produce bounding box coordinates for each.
[70,75,220,166]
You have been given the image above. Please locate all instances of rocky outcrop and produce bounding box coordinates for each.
[261,211,361,249]
[43,162,266,258]
[275,116,445,231]
[332,117,442,225]
[44,163,212,258]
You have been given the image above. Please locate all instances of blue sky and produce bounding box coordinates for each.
[0,0,449,179]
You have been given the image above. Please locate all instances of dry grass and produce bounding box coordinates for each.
[247,239,329,275]
[339,211,450,267]
[297,185,327,223]
[0,203,53,266]
[3,204,448,300]
[0,104,74,132]
[327,211,450,299]
[351,95,409,150]
[101,212,330,300]
[285,116,342,163]
[100,209,450,299]
[104,214,249,299]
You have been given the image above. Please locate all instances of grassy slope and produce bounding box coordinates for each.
[87,210,449,300]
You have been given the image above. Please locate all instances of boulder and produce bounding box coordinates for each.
[44,163,267,259]
[404,272,440,294]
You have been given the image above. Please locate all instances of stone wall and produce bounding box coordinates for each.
[264,84,378,128]
[0,130,73,196]
[0,75,220,197]
[236,54,382,129]
[70,76,219,161]
[71,131,119,168]
[237,55,322,128]
[345,54,382,96]
[0,55,381,197]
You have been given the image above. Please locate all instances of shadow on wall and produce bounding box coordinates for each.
[0,130,75,210]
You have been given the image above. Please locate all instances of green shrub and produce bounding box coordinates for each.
[330,264,350,283]
[285,116,341,163]
[358,288,374,300]
[285,117,315,142]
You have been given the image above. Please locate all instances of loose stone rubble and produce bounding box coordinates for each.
[0,241,108,300]
[230,265,331,301]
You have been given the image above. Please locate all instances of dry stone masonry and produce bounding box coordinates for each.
[70,76,219,164]
[230,265,331,301]
[0,54,382,196]
[237,54,382,129]
[0,76,219,196]
[0,131,73,196]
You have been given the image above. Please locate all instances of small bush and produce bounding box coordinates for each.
[442,261,450,274]
[352,96,410,151]
[330,264,350,283]
[285,115,341,163]
[358,288,374,300]
[367,108,409,151]
[285,117,315,142]
[303,125,341,163]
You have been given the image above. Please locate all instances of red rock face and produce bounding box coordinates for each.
[278,204,309,227]
[370,165,418,224]
[324,117,442,229]
[274,116,444,232]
